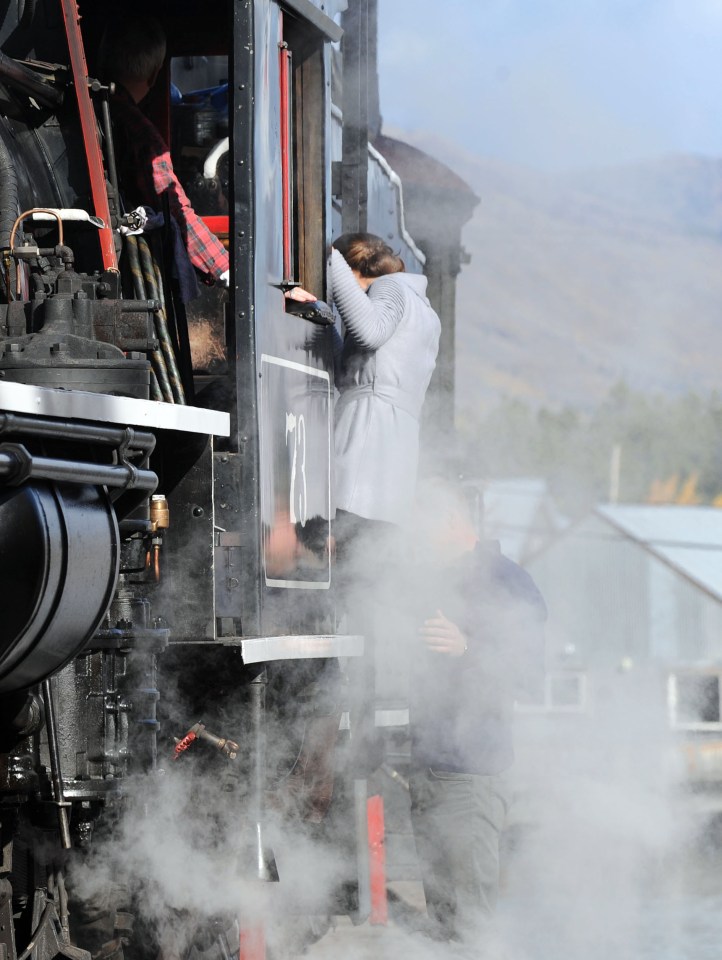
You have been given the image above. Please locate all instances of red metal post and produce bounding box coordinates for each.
[60,0,118,271]
[239,922,265,960]
[367,794,388,925]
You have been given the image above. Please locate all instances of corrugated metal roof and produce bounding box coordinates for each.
[596,505,722,602]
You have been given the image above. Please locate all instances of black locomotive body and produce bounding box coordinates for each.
[0,1,477,957]
[0,1,355,957]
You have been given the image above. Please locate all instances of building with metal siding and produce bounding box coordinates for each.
[508,505,722,814]
[527,505,722,672]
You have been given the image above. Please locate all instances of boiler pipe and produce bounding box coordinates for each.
[0,444,158,491]
[239,669,276,960]
[0,413,156,454]
[41,680,72,850]
[0,52,64,109]
[249,669,275,881]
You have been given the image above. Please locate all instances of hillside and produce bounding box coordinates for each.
[389,132,722,413]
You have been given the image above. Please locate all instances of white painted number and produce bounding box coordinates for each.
[285,411,307,526]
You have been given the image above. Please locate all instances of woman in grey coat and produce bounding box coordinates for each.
[331,233,441,529]
[329,233,441,777]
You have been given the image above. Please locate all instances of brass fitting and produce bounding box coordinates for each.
[150,493,170,532]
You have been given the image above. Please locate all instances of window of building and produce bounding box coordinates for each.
[668,673,722,730]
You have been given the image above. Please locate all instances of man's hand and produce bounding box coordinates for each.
[419,609,467,657]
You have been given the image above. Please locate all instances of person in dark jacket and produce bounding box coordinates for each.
[405,479,546,945]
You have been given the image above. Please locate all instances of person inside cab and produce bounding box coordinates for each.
[98,16,230,288]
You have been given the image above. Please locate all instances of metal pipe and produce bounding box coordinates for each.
[41,680,72,850]
[248,669,278,883]
[0,412,156,454]
[120,299,161,313]
[137,237,185,404]
[153,256,193,402]
[124,235,146,301]
[0,445,158,491]
[250,670,266,829]
[125,236,174,403]
[354,779,371,919]
[15,903,55,960]
[56,870,70,943]
[10,208,64,251]
[0,51,64,109]
[99,95,120,219]
[341,0,370,234]
[149,366,163,402]
[29,208,105,228]
[121,338,160,353]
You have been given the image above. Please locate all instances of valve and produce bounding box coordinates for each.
[172,722,239,762]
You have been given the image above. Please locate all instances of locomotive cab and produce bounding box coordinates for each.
[0,0,353,678]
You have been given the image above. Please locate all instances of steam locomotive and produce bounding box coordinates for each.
[0,1,476,958]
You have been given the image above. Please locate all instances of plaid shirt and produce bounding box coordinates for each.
[111,87,229,281]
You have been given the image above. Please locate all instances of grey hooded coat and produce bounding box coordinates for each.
[331,248,441,524]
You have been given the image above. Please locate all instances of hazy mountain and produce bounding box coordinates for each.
[388,131,722,412]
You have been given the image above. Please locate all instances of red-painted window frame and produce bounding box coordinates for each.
[279,35,294,282]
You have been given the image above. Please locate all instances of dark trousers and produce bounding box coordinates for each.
[409,766,510,943]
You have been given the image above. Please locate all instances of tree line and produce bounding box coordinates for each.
[457,381,722,517]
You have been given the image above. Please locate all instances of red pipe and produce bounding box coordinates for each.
[60,0,117,271]
[239,922,265,960]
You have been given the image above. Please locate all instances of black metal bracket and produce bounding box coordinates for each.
[284,298,335,326]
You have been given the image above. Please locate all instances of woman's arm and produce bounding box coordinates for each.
[330,249,405,350]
